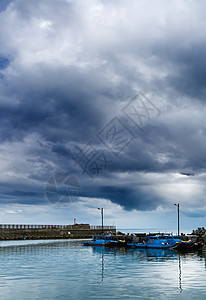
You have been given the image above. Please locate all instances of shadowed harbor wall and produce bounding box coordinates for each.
[0,224,116,240]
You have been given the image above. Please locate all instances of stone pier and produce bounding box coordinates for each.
[0,224,116,240]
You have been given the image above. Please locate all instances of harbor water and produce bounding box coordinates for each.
[0,239,206,299]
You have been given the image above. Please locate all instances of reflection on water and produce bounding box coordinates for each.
[101,250,104,283]
[92,246,177,259]
[0,240,206,300]
[92,247,181,291]
[178,254,182,294]
[91,246,206,297]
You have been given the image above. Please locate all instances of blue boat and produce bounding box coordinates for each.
[126,234,203,251]
[83,234,119,247]
[127,235,181,249]
[83,234,180,249]
[83,233,203,251]
[164,235,182,246]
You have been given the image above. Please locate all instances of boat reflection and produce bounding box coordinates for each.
[145,248,176,258]
[92,245,177,259]
[92,246,182,293]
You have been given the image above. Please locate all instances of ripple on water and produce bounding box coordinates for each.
[0,240,206,299]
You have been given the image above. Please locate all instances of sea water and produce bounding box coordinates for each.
[0,239,206,300]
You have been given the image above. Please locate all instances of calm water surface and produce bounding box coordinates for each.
[0,239,206,299]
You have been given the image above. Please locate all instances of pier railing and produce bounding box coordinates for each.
[90,226,116,230]
[0,224,66,229]
[0,224,116,230]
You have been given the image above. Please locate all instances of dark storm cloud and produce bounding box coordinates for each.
[0,0,206,215]
[84,184,163,211]
[182,211,206,219]
[165,44,206,99]
[181,173,194,177]
[0,65,107,142]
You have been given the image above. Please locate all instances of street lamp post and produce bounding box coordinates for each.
[98,208,103,235]
[174,203,180,236]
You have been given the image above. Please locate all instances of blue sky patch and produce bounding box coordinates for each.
[0,56,9,69]
[0,0,13,12]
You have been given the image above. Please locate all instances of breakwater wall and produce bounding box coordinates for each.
[0,224,116,240]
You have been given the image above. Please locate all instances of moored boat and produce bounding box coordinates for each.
[83,233,180,249]
[171,240,204,252]
[83,233,204,252]
[83,234,118,247]
[128,235,178,249]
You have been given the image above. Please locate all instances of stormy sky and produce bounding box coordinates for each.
[0,0,206,231]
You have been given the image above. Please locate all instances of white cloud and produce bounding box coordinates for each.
[0,0,205,228]
[6,209,23,214]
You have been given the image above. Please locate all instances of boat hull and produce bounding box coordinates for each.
[172,241,204,252]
